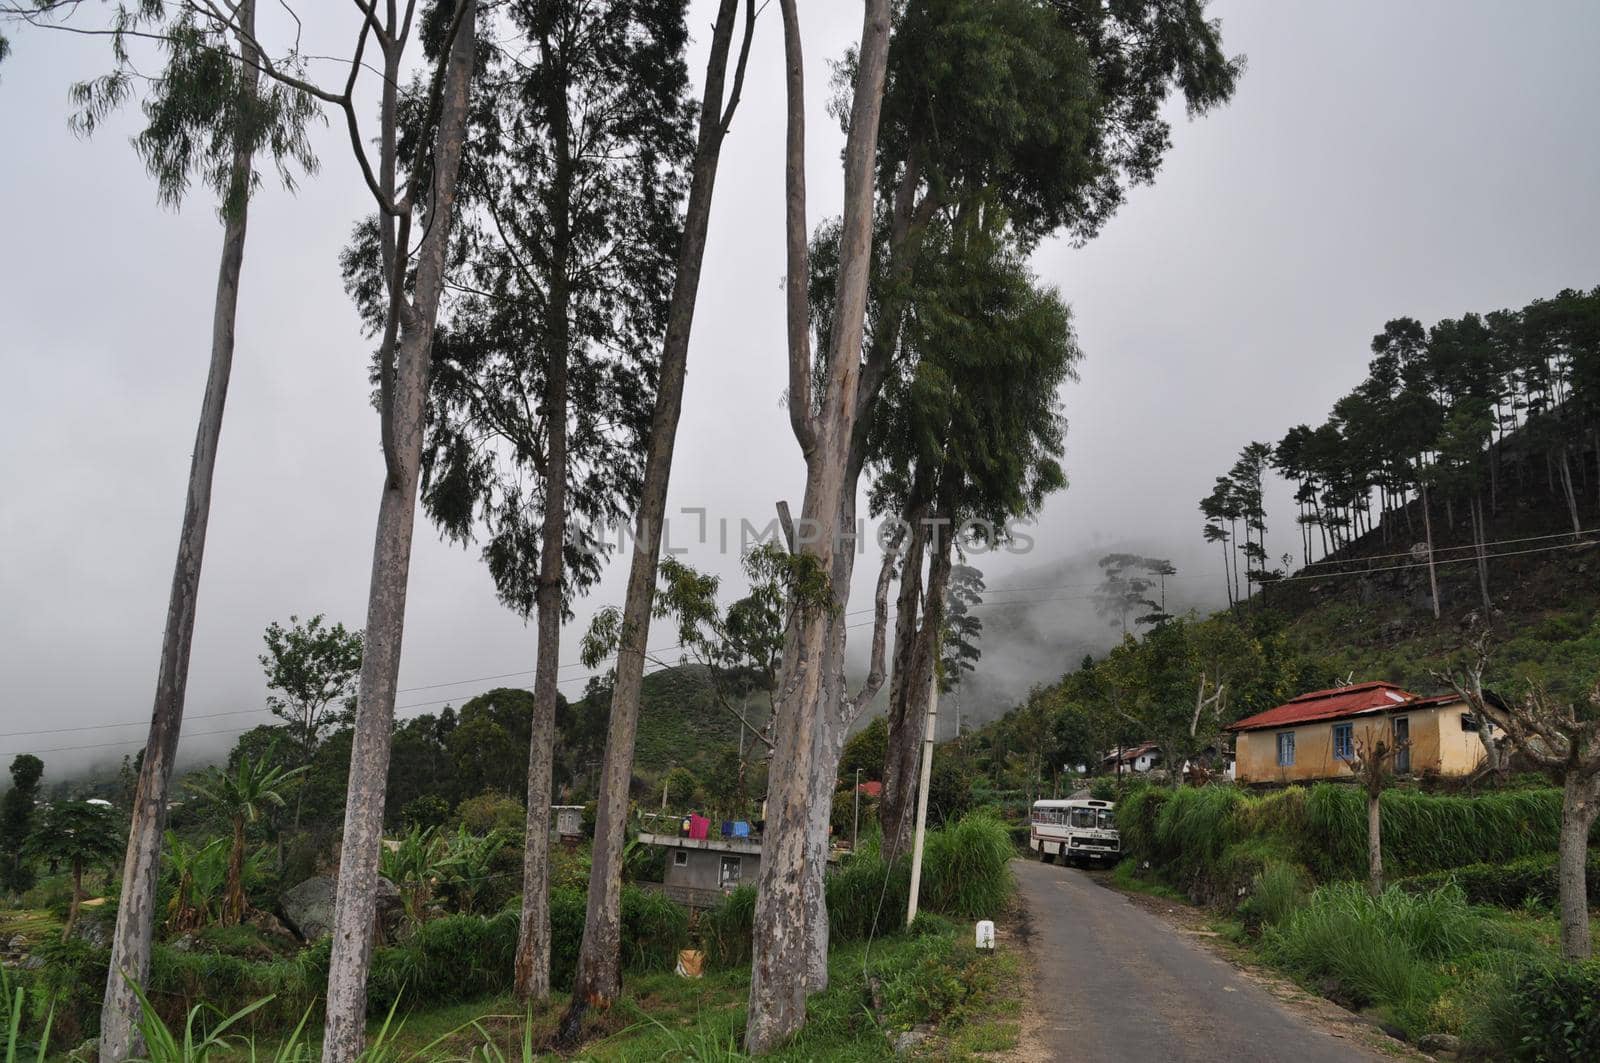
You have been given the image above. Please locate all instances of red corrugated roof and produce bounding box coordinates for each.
[1227,682,1423,732]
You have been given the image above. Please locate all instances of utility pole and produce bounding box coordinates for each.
[907,657,941,927]
[852,768,863,851]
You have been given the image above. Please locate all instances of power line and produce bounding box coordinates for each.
[1287,525,1600,568]
[31,537,1583,761]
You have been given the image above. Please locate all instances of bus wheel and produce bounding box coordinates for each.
[1040,848,1054,864]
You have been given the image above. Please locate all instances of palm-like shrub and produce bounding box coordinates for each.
[440,825,505,915]
[186,751,305,926]
[162,832,227,933]
[380,825,447,931]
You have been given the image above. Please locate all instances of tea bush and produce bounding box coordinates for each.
[1500,961,1600,1061]
[1398,851,1600,909]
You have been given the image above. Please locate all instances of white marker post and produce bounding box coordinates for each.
[906,657,941,927]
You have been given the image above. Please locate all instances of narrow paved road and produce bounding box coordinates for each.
[1013,858,1378,1062]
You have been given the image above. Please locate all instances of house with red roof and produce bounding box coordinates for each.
[1227,681,1492,784]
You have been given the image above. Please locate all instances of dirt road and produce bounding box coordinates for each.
[1010,858,1389,1062]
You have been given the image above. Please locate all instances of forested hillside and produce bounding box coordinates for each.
[972,284,1600,790]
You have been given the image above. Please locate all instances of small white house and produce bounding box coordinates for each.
[1102,743,1160,774]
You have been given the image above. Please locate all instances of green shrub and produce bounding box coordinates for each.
[550,886,587,988]
[1501,961,1600,1061]
[1239,860,1309,931]
[1399,851,1600,909]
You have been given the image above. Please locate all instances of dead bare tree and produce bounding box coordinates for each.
[1440,646,1600,960]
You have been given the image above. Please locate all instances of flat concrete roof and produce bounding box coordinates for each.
[638,831,763,856]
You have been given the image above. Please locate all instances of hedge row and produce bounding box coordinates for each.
[1398,851,1600,910]
[33,884,690,1043]
[1117,783,1579,904]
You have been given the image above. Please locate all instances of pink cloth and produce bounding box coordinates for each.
[688,814,711,840]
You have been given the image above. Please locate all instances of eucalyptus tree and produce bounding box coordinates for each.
[743,0,893,1046]
[16,4,481,1051]
[867,212,1077,854]
[416,0,695,1004]
[774,0,1238,1015]
[559,0,759,1039]
[3,3,319,1054]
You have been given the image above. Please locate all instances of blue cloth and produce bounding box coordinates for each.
[732,821,751,837]
[721,821,735,836]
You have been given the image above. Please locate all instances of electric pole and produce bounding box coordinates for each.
[907,654,941,927]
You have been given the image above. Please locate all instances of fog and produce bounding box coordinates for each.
[3,1,1599,780]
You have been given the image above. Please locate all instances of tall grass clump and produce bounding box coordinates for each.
[703,884,756,969]
[1238,860,1309,931]
[1263,881,1518,1036]
[826,840,908,945]
[920,812,1014,918]
[1153,786,1245,880]
[620,886,692,973]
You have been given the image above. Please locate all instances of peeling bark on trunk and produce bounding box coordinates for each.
[1366,793,1383,898]
[747,1,890,1050]
[1557,773,1599,961]
[559,0,752,1039]
[98,8,260,1055]
[320,10,476,1061]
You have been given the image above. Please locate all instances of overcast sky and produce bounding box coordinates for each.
[3,1,1599,777]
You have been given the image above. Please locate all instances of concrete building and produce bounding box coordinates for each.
[1228,682,1490,784]
[638,831,762,909]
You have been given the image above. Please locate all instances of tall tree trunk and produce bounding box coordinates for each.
[748,0,889,1051]
[1473,494,1491,611]
[883,522,951,857]
[1556,772,1599,961]
[878,511,927,852]
[224,816,246,926]
[64,863,85,943]
[320,10,475,1061]
[1559,448,1582,538]
[1421,481,1441,620]
[99,8,259,1055]
[560,0,752,1039]
[514,15,574,1005]
[1366,792,1383,898]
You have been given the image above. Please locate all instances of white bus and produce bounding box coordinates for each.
[1030,797,1119,866]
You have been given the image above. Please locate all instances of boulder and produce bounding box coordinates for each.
[1417,1033,1463,1056]
[281,875,402,942]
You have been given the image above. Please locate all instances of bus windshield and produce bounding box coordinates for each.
[1067,807,1116,831]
